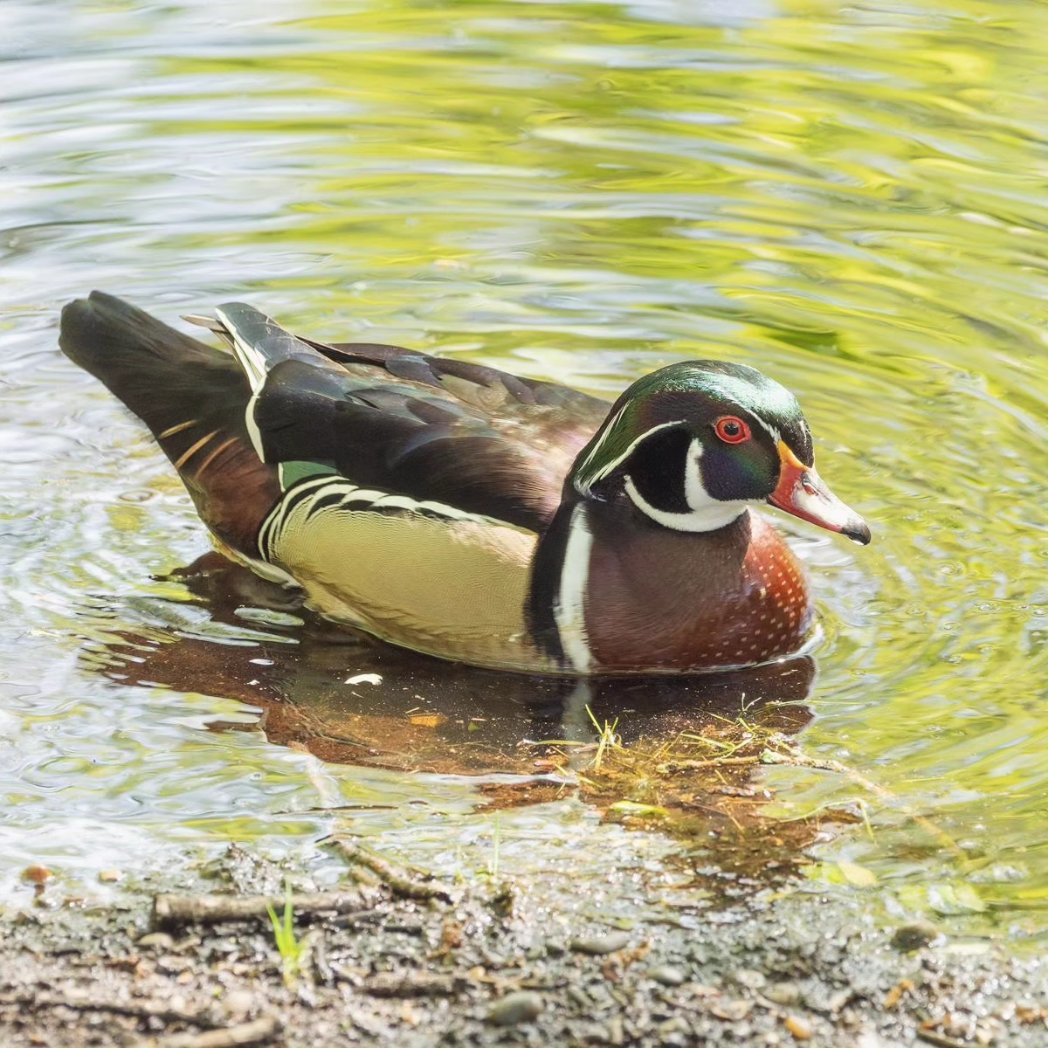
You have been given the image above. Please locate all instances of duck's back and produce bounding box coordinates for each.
[59,293,611,671]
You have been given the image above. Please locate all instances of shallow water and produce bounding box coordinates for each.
[2,0,1047,940]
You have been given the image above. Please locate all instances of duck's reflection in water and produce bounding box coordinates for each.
[89,553,843,889]
[98,553,813,770]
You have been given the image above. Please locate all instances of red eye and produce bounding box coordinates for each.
[714,416,751,444]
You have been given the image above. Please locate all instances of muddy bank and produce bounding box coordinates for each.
[3,843,1046,1048]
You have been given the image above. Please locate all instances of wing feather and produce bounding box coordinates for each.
[209,311,612,534]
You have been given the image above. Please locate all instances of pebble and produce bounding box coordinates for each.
[223,989,255,1019]
[567,985,591,1009]
[784,1014,814,1040]
[731,967,767,991]
[487,990,543,1027]
[710,998,752,1021]
[657,1015,690,1044]
[765,981,802,1006]
[855,1030,907,1048]
[21,865,51,885]
[802,986,851,1015]
[98,869,122,883]
[570,931,631,955]
[891,921,940,951]
[136,932,175,950]
[657,1016,690,1035]
[156,954,192,974]
[648,964,686,986]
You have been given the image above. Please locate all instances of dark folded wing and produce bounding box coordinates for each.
[229,313,610,534]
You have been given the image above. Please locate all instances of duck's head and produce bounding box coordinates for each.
[570,360,871,544]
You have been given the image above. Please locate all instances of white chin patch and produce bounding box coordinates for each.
[624,437,750,533]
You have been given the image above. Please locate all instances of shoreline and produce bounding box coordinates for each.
[5,841,1046,1048]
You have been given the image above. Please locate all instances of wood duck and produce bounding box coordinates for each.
[59,292,870,677]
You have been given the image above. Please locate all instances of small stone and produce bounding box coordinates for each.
[765,981,802,1006]
[21,866,51,885]
[732,968,767,991]
[802,986,852,1015]
[784,1014,813,1040]
[570,931,631,955]
[648,965,686,986]
[658,1016,689,1034]
[890,921,940,951]
[856,1031,905,1048]
[156,954,192,974]
[98,869,122,883]
[223,990,255,1019]
[488,990,543,1027]
[657,1015,690,1043]
[136,932,175,950]
[567,985,591,1009]
[711,999,752,1021]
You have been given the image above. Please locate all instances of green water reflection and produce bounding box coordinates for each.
[1,0,1047,940]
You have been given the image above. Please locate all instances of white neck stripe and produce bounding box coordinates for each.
[554,504,594,673]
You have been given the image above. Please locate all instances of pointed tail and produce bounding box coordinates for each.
[59,292,279,556]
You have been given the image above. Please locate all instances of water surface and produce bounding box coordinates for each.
[2,0,1047,941]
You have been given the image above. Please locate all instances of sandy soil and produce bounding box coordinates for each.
[3,842,1046,1048]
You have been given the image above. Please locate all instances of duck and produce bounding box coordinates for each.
[59,291,870,677]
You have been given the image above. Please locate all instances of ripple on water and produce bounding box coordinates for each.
[1,0,1048,940]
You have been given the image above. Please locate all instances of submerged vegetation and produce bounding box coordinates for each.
[525,706,856,882]
[515,704,978,903]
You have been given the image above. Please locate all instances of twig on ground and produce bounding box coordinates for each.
[0,989,218,1027]
[330,837,454,902]
[915,1030,973,1048]
[153,887,384,929]
[363,971,462,997]
[656,755,762,774]
[144,1015,282,1048]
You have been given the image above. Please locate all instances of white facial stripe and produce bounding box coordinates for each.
[583,411,790,534]
[581,409,787,497]
[756,417,780,445]
[576,419,687,494]
[554,504,594,673]
[683,437,706,512]
[624,438,750,533]
[575,403,627,480]
[624,476,749,533]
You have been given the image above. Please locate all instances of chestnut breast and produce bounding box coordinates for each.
[584,507,812,673]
